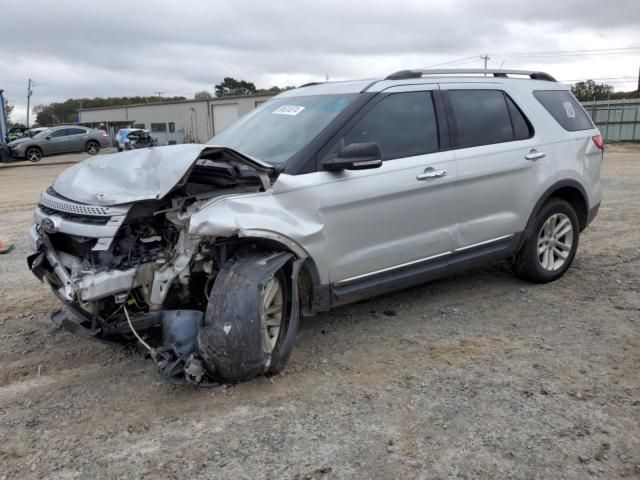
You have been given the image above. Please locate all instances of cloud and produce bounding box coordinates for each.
[2,0,639,124]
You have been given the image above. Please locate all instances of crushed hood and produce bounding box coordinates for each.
[52,144,275,206]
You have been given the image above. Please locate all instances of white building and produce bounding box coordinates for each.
[78,94,275,145]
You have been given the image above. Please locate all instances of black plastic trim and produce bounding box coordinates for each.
[517,179,590,251]
[587,202,600,226]
[330,233,523,307]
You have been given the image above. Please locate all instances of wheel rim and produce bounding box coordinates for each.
[88,143,98,154]
[260,276,284,354]
[27,149,41,162]
[537,213,574,271]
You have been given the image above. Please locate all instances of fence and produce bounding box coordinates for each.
[581,99,640,142]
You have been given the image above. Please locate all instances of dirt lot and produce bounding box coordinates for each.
[0,144,638,479]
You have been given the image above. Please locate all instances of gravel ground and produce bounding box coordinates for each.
[0,144,638,479]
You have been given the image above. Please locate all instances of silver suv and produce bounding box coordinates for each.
[28,69,602,385]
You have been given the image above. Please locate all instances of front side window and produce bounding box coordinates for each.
[208,94,357,165]
[340,91,439,160]
[66,128,86,136]
[49,129,69,138]
[533,90,594,132]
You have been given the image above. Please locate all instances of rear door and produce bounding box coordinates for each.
[443,85,555,250]
[64,127,89,152]
[312,86,457,286]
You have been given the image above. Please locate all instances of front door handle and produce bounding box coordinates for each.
[525,149,546,161]
[417,168,447,181]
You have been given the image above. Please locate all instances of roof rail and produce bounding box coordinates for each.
[385,69,556,82]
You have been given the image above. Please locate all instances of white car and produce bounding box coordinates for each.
[28,69,602,385]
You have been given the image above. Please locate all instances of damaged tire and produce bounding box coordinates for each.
[197,252,300,383]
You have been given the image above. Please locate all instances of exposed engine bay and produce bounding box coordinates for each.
[125,129,157,150]
[28,146,301,386]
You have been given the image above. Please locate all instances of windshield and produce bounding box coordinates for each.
[32,129,52,139]
[207,94,357,165]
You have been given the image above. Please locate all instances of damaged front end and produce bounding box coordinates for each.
[28,145,298,386]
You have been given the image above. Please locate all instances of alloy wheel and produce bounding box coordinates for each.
[260,276,284,354]
[27,148,41,162]
[537,213,574,271]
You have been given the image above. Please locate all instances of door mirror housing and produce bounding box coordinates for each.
[322,142,383,171]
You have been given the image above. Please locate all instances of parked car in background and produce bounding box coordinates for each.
[6,126,29,143]
[116,128,157,151]
[8,125,110,162]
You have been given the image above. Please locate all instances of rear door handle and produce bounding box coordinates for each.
[525,149,546,161]
[417,168,447,181]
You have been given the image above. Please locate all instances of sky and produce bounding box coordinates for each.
[2,0,639,125]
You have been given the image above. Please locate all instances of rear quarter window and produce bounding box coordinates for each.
[533,90,594,132]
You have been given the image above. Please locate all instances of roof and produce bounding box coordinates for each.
[78,93,277,112]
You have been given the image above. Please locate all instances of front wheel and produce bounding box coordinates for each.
[25,147,42,162]
[513,198,579,283]
[197,252,299,383]
[86,141,100,155]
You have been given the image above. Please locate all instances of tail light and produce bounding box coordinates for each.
[100,132,109,137]
[592,135,604,151]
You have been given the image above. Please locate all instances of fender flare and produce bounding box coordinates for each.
[518,179,589,250]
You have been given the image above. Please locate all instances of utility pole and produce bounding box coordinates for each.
[481,54,490,76]
[26,78,34,128]
[153,91,165,100]
[637,66,639,93]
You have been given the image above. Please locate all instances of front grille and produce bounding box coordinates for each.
[40,194,112,217]
[39,205,110,225]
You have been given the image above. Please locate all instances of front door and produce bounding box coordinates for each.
[44,129,73,154]
[312,88,457,286]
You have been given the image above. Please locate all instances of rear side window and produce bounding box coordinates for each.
[448,90,532,148]
[533,90,594,131]
[343,91,439,160]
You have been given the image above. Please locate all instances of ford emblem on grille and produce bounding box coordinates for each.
[41,217,60,234]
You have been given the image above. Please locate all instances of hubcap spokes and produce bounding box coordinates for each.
[537,213,573,271]
[261,277,283,353]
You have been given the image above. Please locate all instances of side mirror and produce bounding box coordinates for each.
[45,136,51,140]
[322,142,383,171]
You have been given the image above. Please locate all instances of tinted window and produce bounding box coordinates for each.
[505,96,533,140]
[343,92,438,160]
[49,129,69,138]
[449,90,516,148]
[533,90,593,131]
[134,123,145,129]
[151,123,167,133]
[66,128,86,136]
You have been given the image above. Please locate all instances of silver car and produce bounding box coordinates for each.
[9,125,110,162]
[28,69,603,385]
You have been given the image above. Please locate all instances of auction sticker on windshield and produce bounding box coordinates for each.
[273,105,305,116]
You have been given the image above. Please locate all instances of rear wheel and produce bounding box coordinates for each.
[197,253,298,383]
[86,141,100,155]
[25,147,42,162]
[513,198,579,283]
